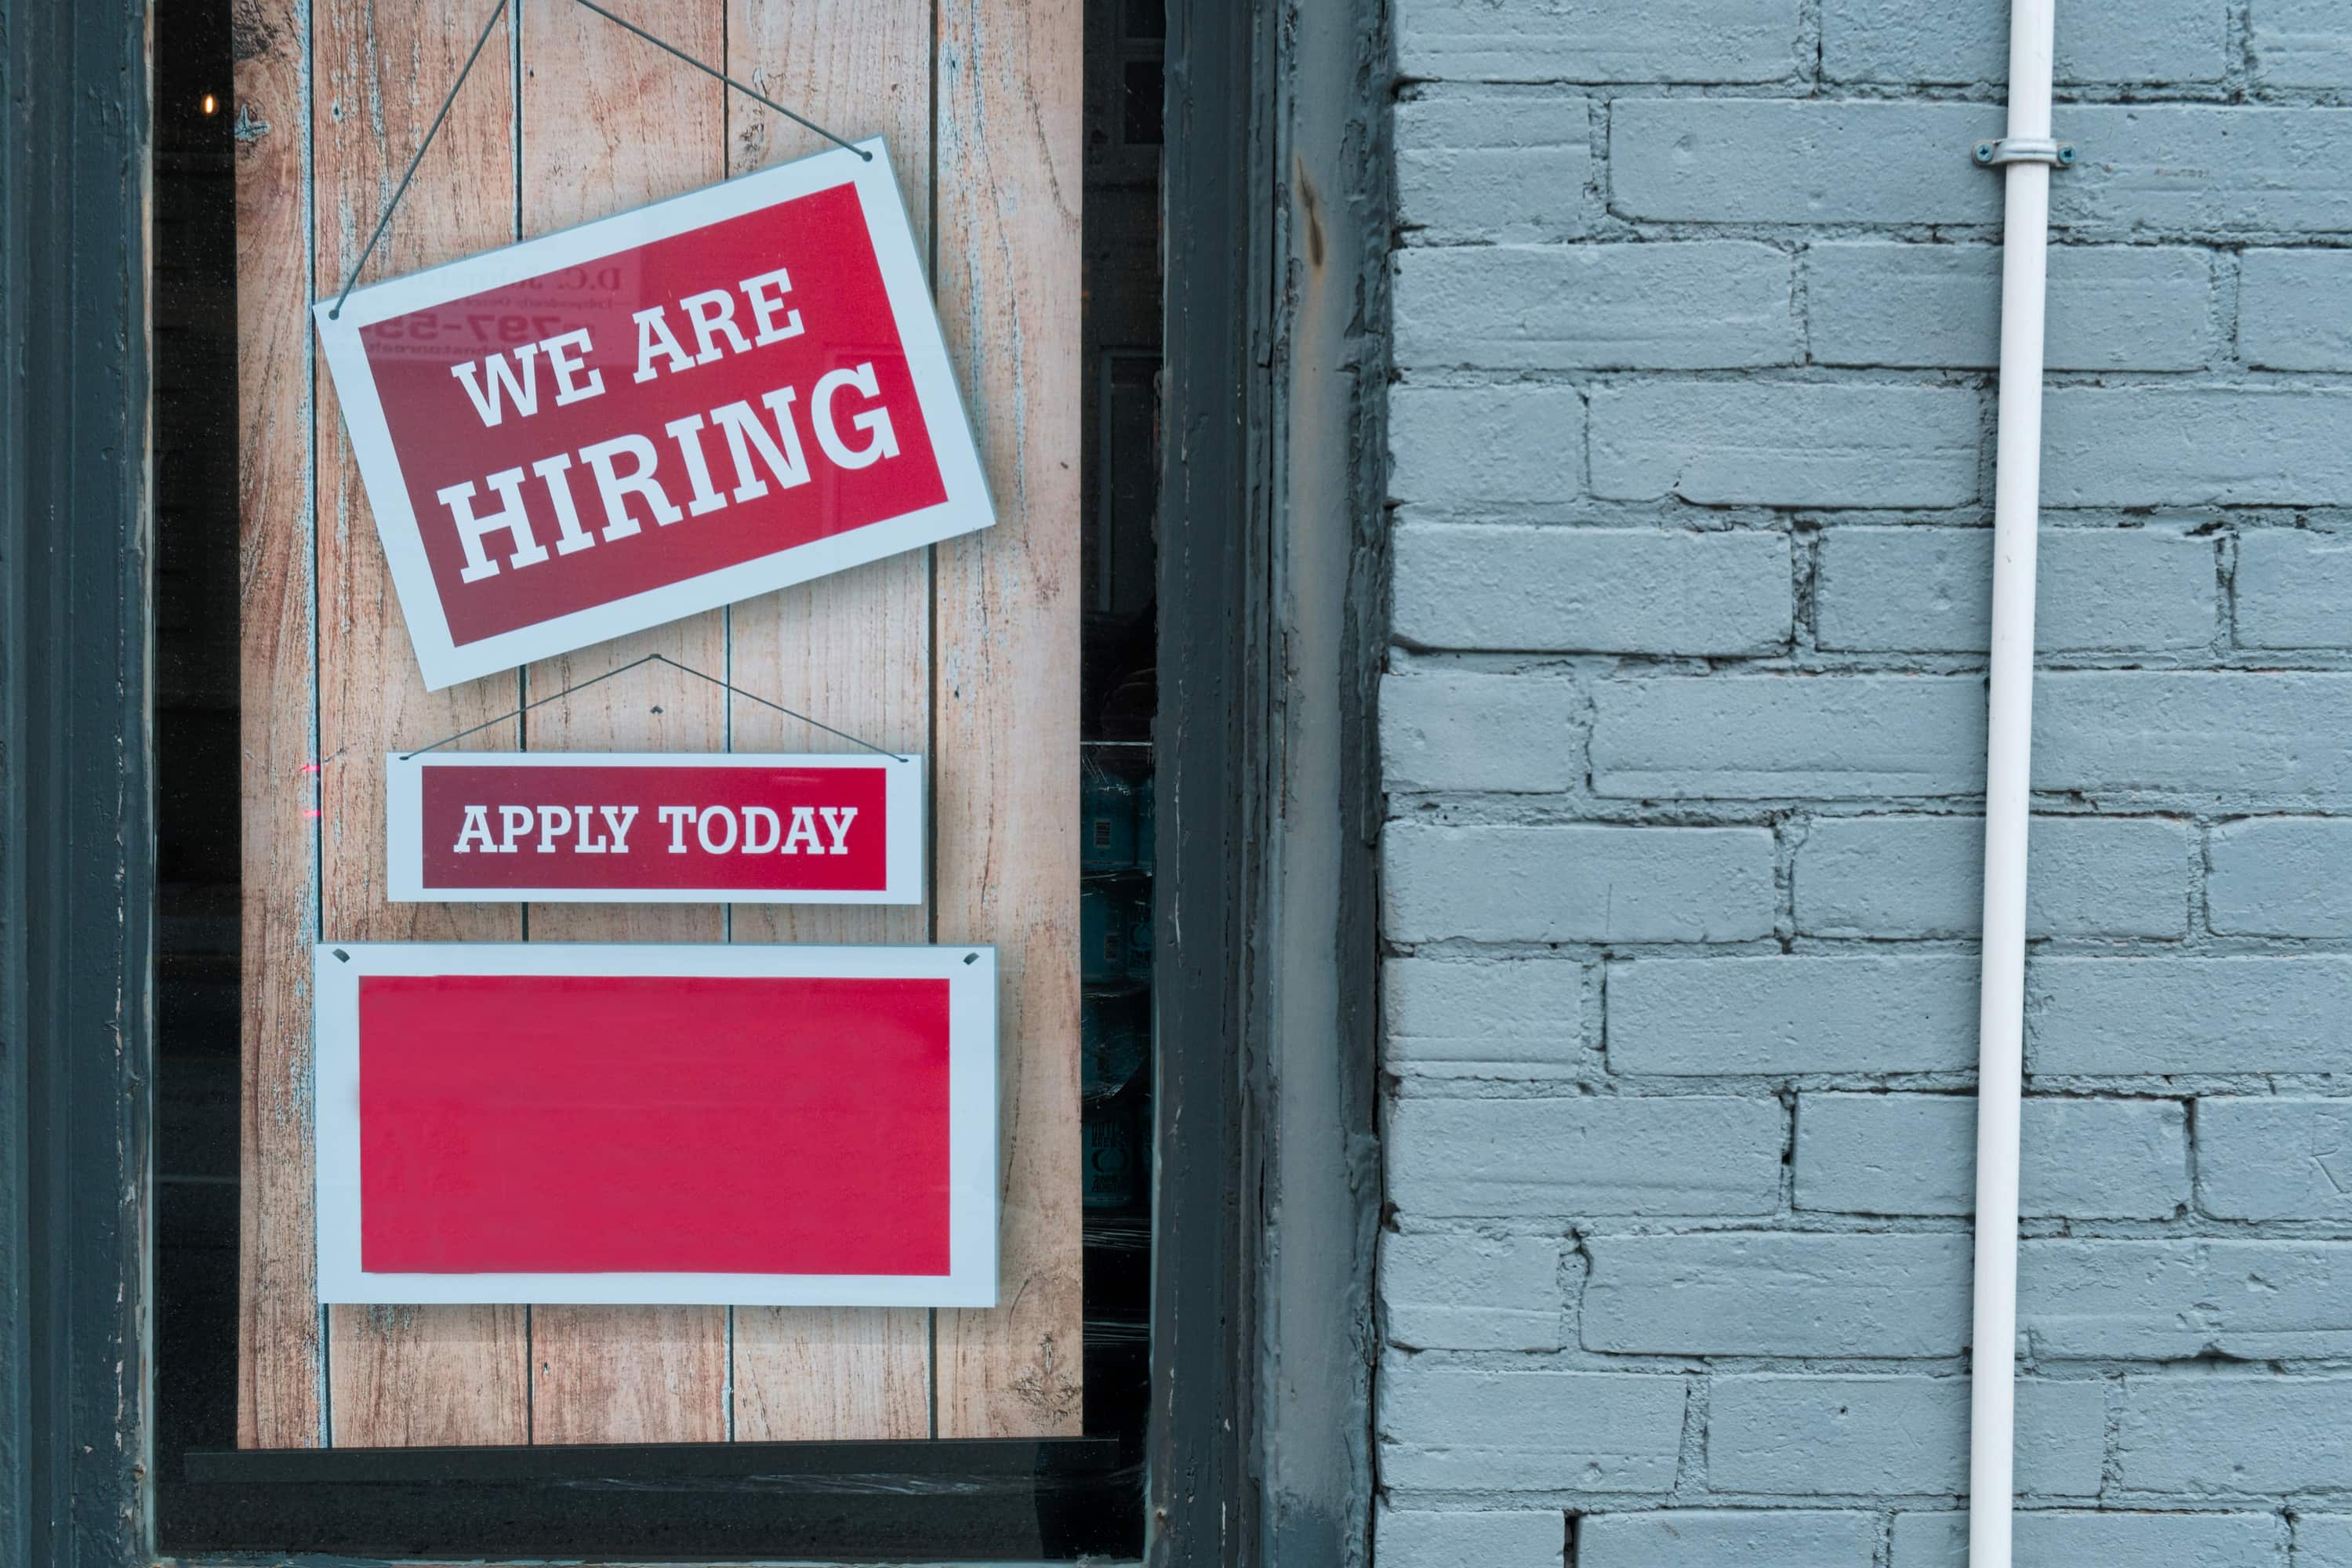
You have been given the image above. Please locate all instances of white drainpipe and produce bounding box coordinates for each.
[1969,0,2069,1563]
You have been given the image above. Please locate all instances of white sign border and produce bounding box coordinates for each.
[384,750,924,904]
[314,940,997,1307]
[314,137,993,691]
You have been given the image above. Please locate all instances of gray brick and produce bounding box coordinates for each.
[2251,0,2352,89]
[1579,1510,1879,1567]
[1398,93,1591,245]
[2030,956,2352,1076]
[2196,1099,2352,1221]
[1795,1094,2188,1219]
[1396,244,1797,371]
[1383,1232,1564,1351]
[2117,1377,2352,1495]
[1815,526,2215,655]
[1390,382,1582,512]
[1387,957,1588,1079]
[1382,671,1579,794]
[1389,1095,1784,1218]
[1825,0,2227,85]
[1808,244,2214,372]
[2235,532,2352,650]
[1615,102,2352,235]
[1392,525,1791,655]
[1609,955,1979,1076]
[1592,676,1984,801]
[1583,1232,1969,1357]
[1794,814,2191,940]
[2209,818,2352,937]
[1399,0,1803,82]
[1386,957,1587,1079]
[1708,1375,2106,1497]
[2241,252,2352,370]
[1890,1510,2280,1568]
[1378,1363,1686,1493]
[1611,100,2001,226]
[2299,1516,2352,1568]
[2044,390,2352,508]
[2020,1240,2352,1359]
[1385,824,1777,944]
[2055,107,2352,234]
[2034,673,2352,801]
[1589,383,1981,509]
[1377,1508,1565,1568]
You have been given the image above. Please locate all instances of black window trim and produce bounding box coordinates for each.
[1149,2,1388,1563]
[2,0,158,1563]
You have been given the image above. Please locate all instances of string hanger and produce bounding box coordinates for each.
[328,0,872,321]
[397,652,909,763]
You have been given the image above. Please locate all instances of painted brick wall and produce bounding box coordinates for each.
[1377,2,2352,1563]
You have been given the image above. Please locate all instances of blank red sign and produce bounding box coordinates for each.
[359,974,949,1276]
[314,942,998,1306]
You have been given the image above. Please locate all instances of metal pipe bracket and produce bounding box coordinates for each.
[1973,136,2078,168]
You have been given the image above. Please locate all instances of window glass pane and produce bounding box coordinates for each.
[154,0,1161,1555]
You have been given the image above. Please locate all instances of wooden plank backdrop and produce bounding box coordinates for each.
[314,0,531,1450]
[723,0,939,1444]
[234,0,1080,1448]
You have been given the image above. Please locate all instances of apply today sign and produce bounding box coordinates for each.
[315,140,991,690]
[386,751,923,903]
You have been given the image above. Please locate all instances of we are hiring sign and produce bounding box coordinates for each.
[315,139,990,688]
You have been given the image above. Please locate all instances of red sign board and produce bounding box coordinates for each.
[314,942,997,1306]
[386,751,921,904]
[314,140,990,689]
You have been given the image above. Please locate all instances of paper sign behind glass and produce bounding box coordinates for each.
[314,942,998,1307]
[384,750,923,903]
[314,138,991,689]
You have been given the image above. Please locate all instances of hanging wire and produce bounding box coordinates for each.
[326,0,509,320]
[397,652,907,762]
[564,0,873,162]
[327,0,871,321]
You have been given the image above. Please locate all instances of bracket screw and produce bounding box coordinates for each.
[1973,138,2078,169]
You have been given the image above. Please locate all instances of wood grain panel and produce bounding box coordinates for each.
[932,0,1086,1439]
[730,1304,931,1443]
[244,0,1087,1451]
[313,0,532,1448]
[235,0,323,1452]
[722,0,938,1444]
[517,0,731,1447]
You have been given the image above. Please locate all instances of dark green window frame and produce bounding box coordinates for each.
[0,1,1385,1563]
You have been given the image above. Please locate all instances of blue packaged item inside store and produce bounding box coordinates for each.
[1133,771,1156,872]
[1083,1102,1142,1210]
[1125,891,1154,985]
[1082,769,1137,869]
[1081,883,1129,984]
[1082,997,1147,1098]
[1080,993,1148,1211]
